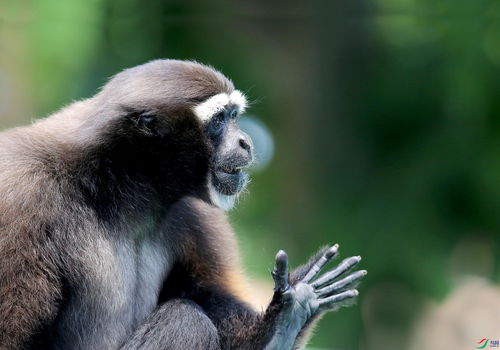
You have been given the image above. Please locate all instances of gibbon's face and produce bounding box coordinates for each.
[193,91,254,211]
[99,60,254,210]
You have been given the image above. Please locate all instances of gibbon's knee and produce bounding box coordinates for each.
[123,299,220,350]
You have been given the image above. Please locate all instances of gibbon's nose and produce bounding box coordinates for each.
[239,131,253,154]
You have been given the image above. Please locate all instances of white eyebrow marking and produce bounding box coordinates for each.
[194,93,229,122]
[193,90,248,122]
[229,90,247,113]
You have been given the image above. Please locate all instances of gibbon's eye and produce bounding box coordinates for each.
[230,108,238,119]
[209,111,226,134]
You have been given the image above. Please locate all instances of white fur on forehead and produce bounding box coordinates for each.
[193,90,247,122]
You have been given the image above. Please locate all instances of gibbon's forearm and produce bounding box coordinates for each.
[190,246,364,350]
[187,288,278,350]
[191,286,298,350]
[193,285,326,350]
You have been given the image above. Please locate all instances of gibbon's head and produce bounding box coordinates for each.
[95,59,254,211]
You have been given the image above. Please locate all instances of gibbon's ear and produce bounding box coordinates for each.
[134,110,156,129]
[126,109,167,137]
[137,111,156,129]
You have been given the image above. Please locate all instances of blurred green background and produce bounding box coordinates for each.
[2,1,500,349]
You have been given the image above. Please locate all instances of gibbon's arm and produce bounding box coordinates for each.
[122,196,365,350]
[120,197,366,350]
[196,246,365,350]
[121,246,364,350]
[156,198,366,350]
[0,224,61,350]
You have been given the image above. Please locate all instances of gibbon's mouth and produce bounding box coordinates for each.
[217,166,242,175]
[212,166,249,195]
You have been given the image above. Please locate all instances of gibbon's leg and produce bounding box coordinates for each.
[121,299,220,350]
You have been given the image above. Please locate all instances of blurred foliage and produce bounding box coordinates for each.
[1,0,500,349]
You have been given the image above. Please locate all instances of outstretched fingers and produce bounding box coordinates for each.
[311,256,362,289]
[301,244,339,284]
[272,250,290,293]
[318,289,359,312]
[316,270,367,298]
